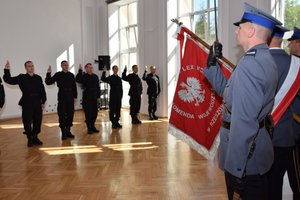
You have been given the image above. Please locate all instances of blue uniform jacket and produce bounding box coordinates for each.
[204,44,278,178]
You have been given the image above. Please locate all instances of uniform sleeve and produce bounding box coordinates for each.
[0,77,5,108]
[45,72,56,85]
[3,69,20,85]
[292,91,300,116]
[225,60,265,178]
[122,70,129,82]
[96,76,100,99]
[39,77,47,104]
[75,69,83,83]
[72,75,78,99]
[101,71,110,83]
[142,71,147,81]
[158,76,161,95]
[203,64,228,97]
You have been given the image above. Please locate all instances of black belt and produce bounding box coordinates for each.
[221,119,265,130]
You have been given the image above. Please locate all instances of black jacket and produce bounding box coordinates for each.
[76,69,100,100]
[142,71,160,96]
[0,77,5,108]
[45,71,77,102]
[3,69,46,106]
[101,71,123,99]
[122,70,142,97]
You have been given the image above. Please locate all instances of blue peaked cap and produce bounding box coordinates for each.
[273,25,289,38]
[234,3,282,30]
[288,27,300,41]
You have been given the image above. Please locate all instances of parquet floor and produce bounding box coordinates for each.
[0,109,293,200]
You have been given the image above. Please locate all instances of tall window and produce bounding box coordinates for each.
[178,0,218,43]
[108,1,138,107]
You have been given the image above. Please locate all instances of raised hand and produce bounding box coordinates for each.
[214,41,223,58]
[103,65,107,72]
[124,65,127,72]
[5,60,10,69]
[145,66,148,71]
[47,65,52,73]
[79,64,83,71]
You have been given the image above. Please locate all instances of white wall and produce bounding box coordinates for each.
[0,0,104,119]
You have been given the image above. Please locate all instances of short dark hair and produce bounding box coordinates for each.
[112,65,118,70]
[61,60,68,66]
[84,63,92,68]
[132,65,138,70]
[24,60,32,68]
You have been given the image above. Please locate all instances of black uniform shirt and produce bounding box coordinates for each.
[45,71,77,102]
[142,72,161,96]
[122,70,142,96]
[101,71,123,99]
[76,69,100,100]
[3,69,46,106]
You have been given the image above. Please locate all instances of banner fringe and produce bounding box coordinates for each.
[168,124,220,160]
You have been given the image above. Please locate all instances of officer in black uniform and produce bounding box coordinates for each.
[76,63,100,134]
[45,60,77,140]
[122,65,142,124]
[142,66,160,120]
[3,60,46,147]
[0,77,5,109]
[101,65,123,128]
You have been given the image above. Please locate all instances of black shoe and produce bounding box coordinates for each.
[87,130,93,134]
[152,113,158,120]
[61,134,67,140]
[112,124,118,129]
[33,135,43,145]
[92,127,100,133]
[149,116,154,120]
[27,135,34,147]
[136,119,142,124]
[116,123,122,128]
[66,132,75,138]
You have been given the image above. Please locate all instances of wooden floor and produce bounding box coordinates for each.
[0,109,293,200]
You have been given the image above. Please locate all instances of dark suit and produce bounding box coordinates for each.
[3,69,46,137]
[268,48,298,200]
[45,71,77,137]
[76,69,100,131]
[142,71,160,118]
[101,72,123,125]
[122,70,142,122]
[0,77,5,108]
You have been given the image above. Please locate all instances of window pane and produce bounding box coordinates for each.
[109,33,119,57]
[179,0,192,16]
[129,53,137,69]
[194,13,207,39]
[120,5,128,27]
[109,10,118,37]
[209,0,217,9]
[194,0,207,11]
[120,53,128,69]
[180,16,192,30]
[128,2,137,25]
[120,29,128,50]
[209,11,216,40]
[129,27,137,48]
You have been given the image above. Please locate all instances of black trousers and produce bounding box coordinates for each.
[225,171,268,200]
[83,98,98,130]
[289,144,300,200]
[268,146,298,200]
[148,95,157,114]
[57,101,74,129]
[129,95,141,117]
[22,104,42,135]
[109,97,121,125]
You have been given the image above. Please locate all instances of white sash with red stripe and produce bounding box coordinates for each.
[272,55,300,125]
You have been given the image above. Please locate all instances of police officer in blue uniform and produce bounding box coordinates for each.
[142,66,160,120]
[267,25,298,200]
[203,3,281,199]
[288,27,300,200]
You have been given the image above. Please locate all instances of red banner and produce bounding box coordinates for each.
[169,27,231,158]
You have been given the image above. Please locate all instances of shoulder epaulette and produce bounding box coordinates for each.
[245,49,257,56]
